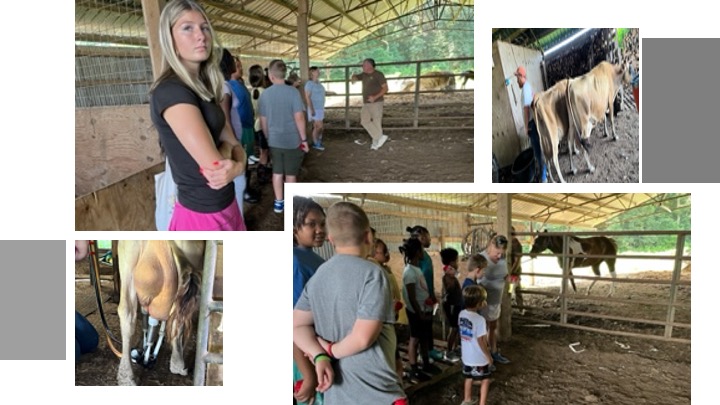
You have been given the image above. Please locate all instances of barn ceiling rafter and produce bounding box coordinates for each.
[492,28,585,53]
[316,194,690,229]
[75,0,474,60]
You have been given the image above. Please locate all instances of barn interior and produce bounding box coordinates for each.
[302,193,690,402]
[75,0,475,231]
[491,28,640,183]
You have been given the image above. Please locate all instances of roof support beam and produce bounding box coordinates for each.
[497,193,513,342]
[297,0,310,81]
[141,0,165,80]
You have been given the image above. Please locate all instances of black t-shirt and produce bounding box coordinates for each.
[150,77,234,213]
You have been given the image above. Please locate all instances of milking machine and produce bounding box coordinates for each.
[130,310,167,368]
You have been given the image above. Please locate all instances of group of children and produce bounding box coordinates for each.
[292,197,512,405]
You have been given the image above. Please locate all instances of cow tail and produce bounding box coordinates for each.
[565,79,585,150]
[167,241,202,344]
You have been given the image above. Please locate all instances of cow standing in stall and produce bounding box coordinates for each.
[566,61,631,142]
[533,61,631,182]
[116,240,205,386]
[532,79,592,183]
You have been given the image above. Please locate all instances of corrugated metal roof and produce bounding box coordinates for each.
[310,194,689,229]
[75,0,474,60]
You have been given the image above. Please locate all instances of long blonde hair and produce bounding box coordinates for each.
[151,0,223,102]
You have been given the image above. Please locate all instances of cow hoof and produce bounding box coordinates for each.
[571,168,577,175]
[171,367,188,376]
[117,369,137,386]
[170,361,188,376]
[588,166,596,173]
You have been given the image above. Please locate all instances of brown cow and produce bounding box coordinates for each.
[566,61,631,142]
[532,79,594,183]
[401,71,456,92]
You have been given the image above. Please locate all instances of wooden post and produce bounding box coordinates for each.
[560,235,570,325]
[665,233,686,338]
[297,0,310,83]
[345,66,351,130]
[141,0,166,80]
[497,194,512,341]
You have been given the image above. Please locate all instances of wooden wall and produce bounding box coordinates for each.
[492,41,543,168]
[75,162,163,231]
[75,105,163,197]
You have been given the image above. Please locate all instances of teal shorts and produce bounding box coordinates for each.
[241,127,255,158]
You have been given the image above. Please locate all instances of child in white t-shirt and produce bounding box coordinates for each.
[458,285,493,405]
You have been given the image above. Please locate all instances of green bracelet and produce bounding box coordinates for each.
[313,353,331,364]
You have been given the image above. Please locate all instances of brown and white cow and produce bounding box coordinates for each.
[532,79,594,183]
[566,61,631,143]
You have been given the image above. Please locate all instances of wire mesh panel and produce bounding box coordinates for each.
[75,1,153,107]
[309,193,497,257]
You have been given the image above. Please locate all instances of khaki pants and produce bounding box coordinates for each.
[360,101,383,142]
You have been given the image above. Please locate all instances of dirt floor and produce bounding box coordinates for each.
[241,174,284,231]
[298,91,474,183]
[406,267,691,405]
[499,102,639,183]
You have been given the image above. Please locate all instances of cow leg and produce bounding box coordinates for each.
[117,242,141,386]
[568,134,578,175]
[551,143,565,183]
[606,257,618,296]
[579,141,595,173]
[547,164,556,183]
[169,325,188,376]
[569,269,577,294]
[603,114,610,138]
[609,108,620,141]
[587,264,602,295]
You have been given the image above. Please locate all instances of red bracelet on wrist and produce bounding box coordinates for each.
[327,342,335,359]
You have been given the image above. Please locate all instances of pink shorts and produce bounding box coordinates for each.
[169,200,246,231]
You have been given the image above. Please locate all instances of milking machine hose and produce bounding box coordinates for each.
[89,240,123,358]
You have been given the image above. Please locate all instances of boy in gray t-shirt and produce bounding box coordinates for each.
[294,202,406,404]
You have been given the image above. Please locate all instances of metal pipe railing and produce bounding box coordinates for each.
[193,240,223,386]
[320,56,473,130]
